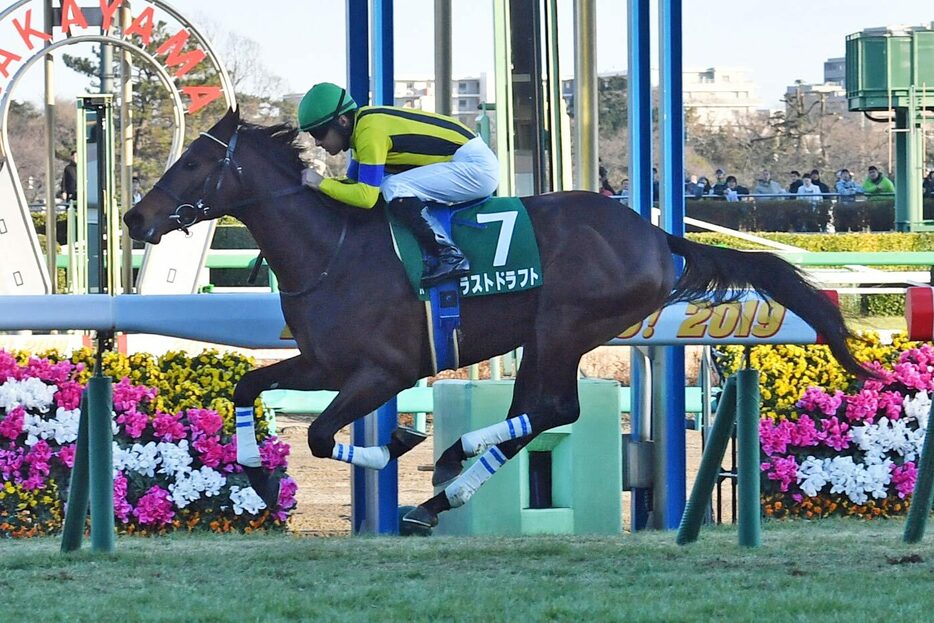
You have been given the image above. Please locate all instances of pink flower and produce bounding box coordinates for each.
[133,485,175,527]
[186,408,223,437]
[892,361,933,392]
[19,473,45,490]
[791,493,803,504]
[23,357,75,385]
[113,472,133,522]
[844,389,879,423]
[112,378,158,413]
[0,350,23,381]
[790,414,821,448]
[819,416,850,451]
[54,380,84,410]
[762,455,798,492]
[0,406,25,440]
[797,387,844,417]
[260,437,291,471]
[25,440,53,478]
[152,412,187,442]
[273,477,298,522]
[116,409,149,439]
[0,448,25,480]
[57,444,76,468]
[760,418,794,456]
[891,462,917,500]
[193,435,226,468]
[877,391,904,420]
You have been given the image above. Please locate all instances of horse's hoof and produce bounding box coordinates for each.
[393,426,427,449]
[243,466,280,510]
[431,458,463,487]
[398,506,432,536]
[388,427,428,460]
[402,505,439,529]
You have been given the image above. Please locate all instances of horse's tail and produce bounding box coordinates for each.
[664,233,871,378]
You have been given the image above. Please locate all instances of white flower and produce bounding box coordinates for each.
[903,392,931,427]
[229,485,267,515]
[169,466,225,508]
[797,456,830,497]
[0,377,57,413]
[157,440,193,478]
[52,407,80,444]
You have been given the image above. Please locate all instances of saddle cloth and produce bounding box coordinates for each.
[386,196,543,301]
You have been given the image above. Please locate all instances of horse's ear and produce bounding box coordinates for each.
[210,107,240,138]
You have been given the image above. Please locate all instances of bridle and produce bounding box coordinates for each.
[151,128,308,235]
[149,125,349,297]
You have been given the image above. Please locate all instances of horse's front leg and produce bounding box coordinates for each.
[306,366,426,471]
[232,354,336,508]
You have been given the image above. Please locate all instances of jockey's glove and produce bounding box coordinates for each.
[301,167,324,190]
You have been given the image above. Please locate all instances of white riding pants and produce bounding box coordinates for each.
[380,137,499,204]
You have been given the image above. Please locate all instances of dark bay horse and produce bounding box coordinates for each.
[125,108,870,529]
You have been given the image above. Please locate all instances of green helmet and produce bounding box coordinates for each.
[298,83,357,132]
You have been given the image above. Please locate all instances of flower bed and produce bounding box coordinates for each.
[0,349,296,538]
[746,343,930,519]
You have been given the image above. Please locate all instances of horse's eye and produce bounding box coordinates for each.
[184,160,198,170]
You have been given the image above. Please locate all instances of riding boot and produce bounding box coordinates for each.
[390,197,470,287]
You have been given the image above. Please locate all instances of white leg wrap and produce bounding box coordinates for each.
[235,407,261,468]
[444,446,508,508]
[331,443,390,470]
[460,414,531,457]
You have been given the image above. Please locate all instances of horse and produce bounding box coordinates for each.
[124,108,871,530]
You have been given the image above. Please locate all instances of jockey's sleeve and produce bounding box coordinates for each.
[318,124,391,209]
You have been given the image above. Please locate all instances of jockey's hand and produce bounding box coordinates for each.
[301,168,324,190]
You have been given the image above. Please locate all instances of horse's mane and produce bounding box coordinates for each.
[238,121,308,174]
[237,120,376,218]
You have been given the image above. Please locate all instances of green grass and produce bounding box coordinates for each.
[1,519,931,622]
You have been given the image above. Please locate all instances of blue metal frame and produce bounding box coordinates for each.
[656,0,686,530]
[348,0,400,535]
[627,0,652,531]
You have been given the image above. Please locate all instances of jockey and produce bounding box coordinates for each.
[297,82,499,287]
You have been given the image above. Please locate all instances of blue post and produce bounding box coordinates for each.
[655,0,686,529]
[348,0,400,536]
[627,0,653,531]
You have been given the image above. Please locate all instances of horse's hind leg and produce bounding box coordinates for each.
[406,340,582,528]
[232,354,334,508]
[432,343,540,486]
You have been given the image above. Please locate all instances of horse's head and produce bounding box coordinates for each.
[125,108,244,244]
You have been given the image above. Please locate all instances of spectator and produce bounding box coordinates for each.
[835,169,860,204]
[711,168,728,196]
[132,175,143,206]
[788,170,803,195]
[695,176,712,197]
[685,174,699,197]
[723,175,749,202]
[862,165,895,197]
[618,178,630,201]
[796,175,822,203]
[59,150,77,203]
[753,170,784,196]
[810,169,830,195]
[923,170,934,197]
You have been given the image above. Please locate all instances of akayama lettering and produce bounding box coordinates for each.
[619,299,787,341]
[0,1,222,113]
